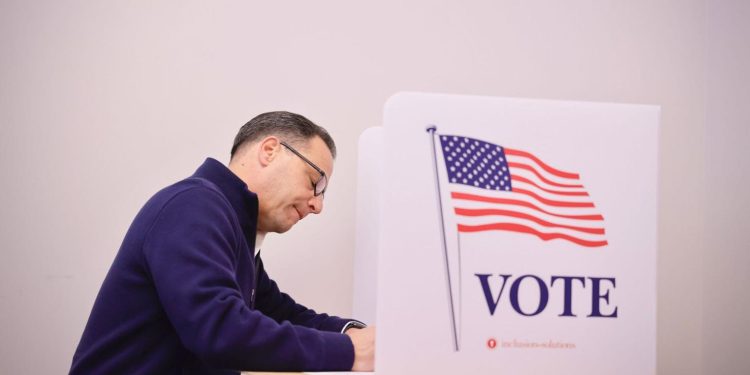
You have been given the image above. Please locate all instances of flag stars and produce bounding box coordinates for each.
[440,135,512,191]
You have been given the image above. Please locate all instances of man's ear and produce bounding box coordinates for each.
[258,136,281,167]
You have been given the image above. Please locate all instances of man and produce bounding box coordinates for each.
[70,111,375,374]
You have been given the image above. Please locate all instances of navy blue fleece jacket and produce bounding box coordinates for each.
[70,158,356,374]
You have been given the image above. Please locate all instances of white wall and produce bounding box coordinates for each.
[0,1,746,373]
[703,1,750,374]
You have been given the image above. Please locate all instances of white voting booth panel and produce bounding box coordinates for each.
[353,127,384,325]
[371,92,658,374]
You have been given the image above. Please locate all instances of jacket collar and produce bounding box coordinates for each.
[192,158,258,248]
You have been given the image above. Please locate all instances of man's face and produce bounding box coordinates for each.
[257,136,334,234]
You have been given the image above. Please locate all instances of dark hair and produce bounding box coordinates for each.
[230,111,337,159]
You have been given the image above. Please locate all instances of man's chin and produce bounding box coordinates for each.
[275,225,293,234]
[276,218,298,234]
[258,220,294,234]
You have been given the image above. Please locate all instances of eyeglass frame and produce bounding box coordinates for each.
[280,141,328,196]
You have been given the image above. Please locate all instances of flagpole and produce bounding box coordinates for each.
[457,231,462,347]
[426,125,459,352]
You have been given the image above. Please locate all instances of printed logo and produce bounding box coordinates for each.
[487,338,497,349]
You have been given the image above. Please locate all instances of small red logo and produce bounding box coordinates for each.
[487,338,497,349]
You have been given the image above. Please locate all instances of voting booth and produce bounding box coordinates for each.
[358,92,659,374]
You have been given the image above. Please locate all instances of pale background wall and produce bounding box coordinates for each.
[0,1,746,374]
[702,2,750,374]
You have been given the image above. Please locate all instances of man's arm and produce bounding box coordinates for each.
[253,257,376,371]
[253,257,365,333]
[252,251,376,371]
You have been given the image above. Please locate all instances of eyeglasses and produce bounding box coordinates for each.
[280,141,328,196]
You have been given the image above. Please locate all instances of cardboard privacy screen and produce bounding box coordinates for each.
[373,92,658,374]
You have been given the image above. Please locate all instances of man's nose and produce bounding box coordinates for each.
[308,194,324,214]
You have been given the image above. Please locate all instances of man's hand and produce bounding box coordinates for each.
[345,326,375,371]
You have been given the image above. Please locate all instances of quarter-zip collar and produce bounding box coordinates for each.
[192,158,259,249]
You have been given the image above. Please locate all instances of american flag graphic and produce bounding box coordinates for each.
[438,134,607,247]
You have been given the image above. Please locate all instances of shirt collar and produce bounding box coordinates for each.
[254,233,265,258]
[192,158,259,249]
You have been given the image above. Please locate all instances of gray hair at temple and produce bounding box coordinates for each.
[230,111,337,159]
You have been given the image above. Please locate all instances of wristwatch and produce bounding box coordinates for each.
[341,320,367,333]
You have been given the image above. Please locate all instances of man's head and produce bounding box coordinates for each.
[228,111,336,234]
